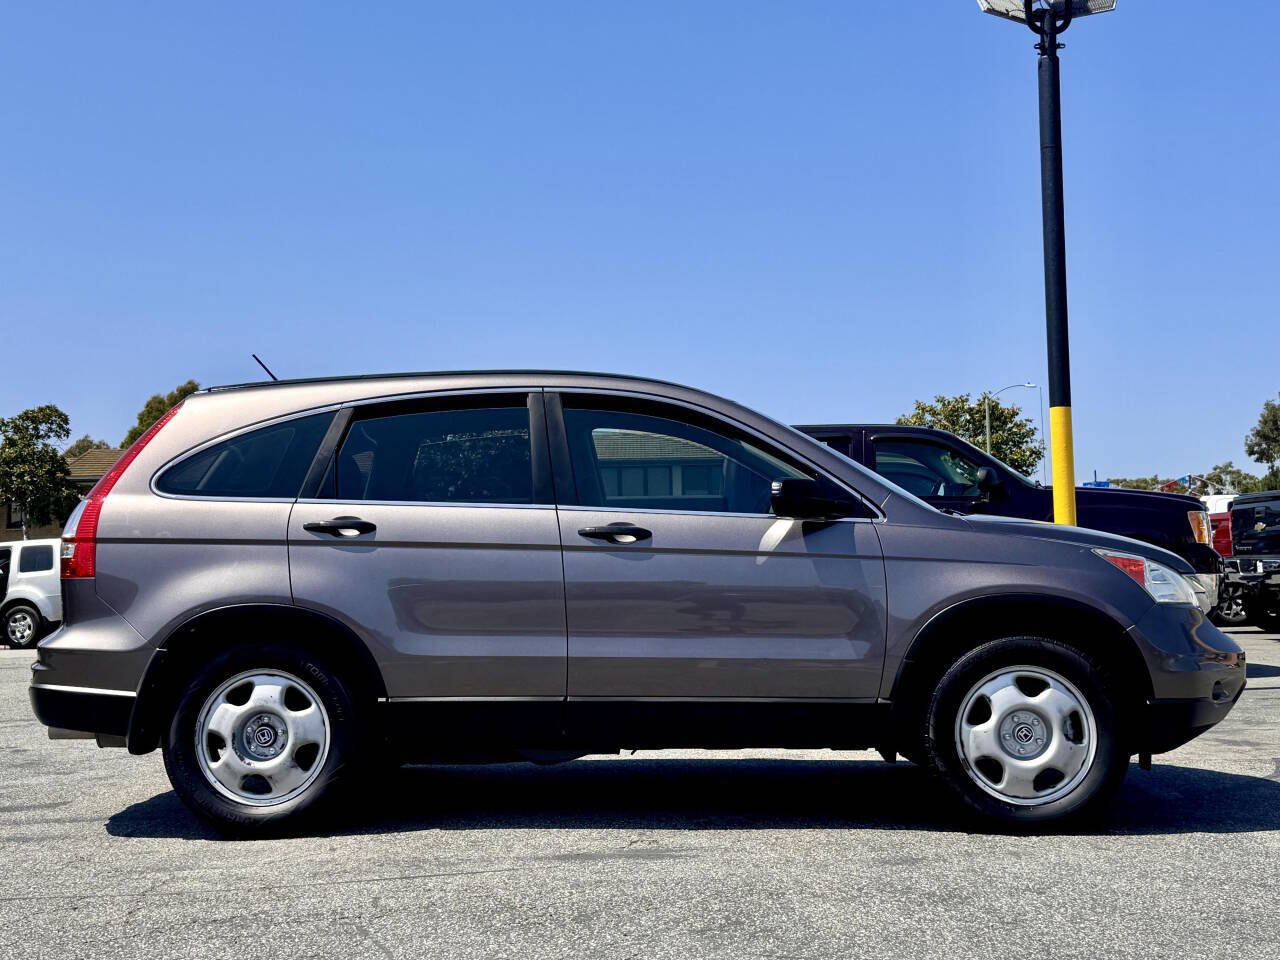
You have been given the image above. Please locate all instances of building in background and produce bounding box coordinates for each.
[2,447,123,543]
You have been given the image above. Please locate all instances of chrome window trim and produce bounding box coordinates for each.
[294,498,555,510]
[555,503,875,524]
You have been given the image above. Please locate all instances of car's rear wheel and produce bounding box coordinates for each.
[924,636,1129,828]
[162,643,361,836]
[5,603,43,649]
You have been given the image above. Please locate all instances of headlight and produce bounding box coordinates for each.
[1095,549,1201,605]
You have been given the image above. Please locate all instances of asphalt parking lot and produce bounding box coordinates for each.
[1,631,1277,960]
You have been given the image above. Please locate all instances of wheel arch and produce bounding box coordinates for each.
[888,593,1152,753]
[1,590,50,620]
[127,603,387,755]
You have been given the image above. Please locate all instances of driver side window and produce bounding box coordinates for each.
[873,438,981,499]
[562,406,808,515]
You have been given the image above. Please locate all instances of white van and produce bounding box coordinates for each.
[0,539,62,648]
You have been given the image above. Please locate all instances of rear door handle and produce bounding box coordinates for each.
[302,516,377,537]
[578,523,652,544]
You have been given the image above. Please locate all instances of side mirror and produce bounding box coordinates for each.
[770,477,858,520]
[976,466,1004,498]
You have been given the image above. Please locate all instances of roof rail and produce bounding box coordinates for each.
[205,369,690,394]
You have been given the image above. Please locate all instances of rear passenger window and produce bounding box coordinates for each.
[157,412,334,499]
[18,545,53,573]
[335,406,532,504]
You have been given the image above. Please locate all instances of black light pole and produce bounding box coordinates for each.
[980,0,1116,522]
[1026,0,1077,525]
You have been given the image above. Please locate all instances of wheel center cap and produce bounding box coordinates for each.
[999,710,1049,760]
[241,712,288,761]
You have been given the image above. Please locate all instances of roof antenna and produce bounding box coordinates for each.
[252,354,279,381]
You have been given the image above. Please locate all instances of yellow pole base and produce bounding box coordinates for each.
[1050,405,1077,525]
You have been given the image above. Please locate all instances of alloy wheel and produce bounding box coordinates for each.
[954,665,1098,807]
[194,670,331,807]
[6,610,35,646]
[1220,596,1247,622]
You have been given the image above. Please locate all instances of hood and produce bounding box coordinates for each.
[1073,486,1203,510]
[963,513,1194,573]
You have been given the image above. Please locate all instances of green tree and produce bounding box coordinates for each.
[0,405,81,539]
[1245,393,1280,479]
[1110,462,1267,495]
[1108,474,1163,492]
[122,380,199,447]
[64,435,109,460]
[1203,462,1266,495]
[897,393,1043,476]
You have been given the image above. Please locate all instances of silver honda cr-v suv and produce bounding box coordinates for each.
[29,372,1245,834]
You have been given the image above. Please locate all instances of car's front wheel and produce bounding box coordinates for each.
[5,603,43,648]
[924,636,1129,828]
[162,643,361,836]
[1212,590,1249,627]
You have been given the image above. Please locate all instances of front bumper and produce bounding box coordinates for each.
[1128,602,1246,754]
[1190,573,1220,613]
[1142,687,1245,754]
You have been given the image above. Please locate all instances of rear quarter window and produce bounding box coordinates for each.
[17,544,54,573]
[156,412,334,499]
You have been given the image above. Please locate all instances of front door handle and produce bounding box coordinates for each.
[303,516,377,537]
[578,522,652,544]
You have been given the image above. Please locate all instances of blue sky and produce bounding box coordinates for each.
[2,3,1276,481]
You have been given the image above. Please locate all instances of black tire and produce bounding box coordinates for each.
[923,636,1129,829]
[1252,603,1280,630]
[1212,591,1249,627]
[162,642,362,837]
[4,602,43,649]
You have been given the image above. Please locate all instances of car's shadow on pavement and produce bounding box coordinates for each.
[105,757,1280,841]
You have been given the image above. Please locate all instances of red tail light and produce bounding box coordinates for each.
[61,402,184,579]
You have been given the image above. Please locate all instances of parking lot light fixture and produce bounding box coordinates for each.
[985,382,1036,456]
[976,0,1117,524]
[977,1,1117,24]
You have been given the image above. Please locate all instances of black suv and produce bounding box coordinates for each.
[797,424,1223,610]
[1222,490,1280,628]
